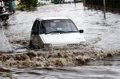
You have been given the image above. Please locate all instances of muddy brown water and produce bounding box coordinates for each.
[0,3,120,79]
[0,55,120,79]
[0,43,120,79]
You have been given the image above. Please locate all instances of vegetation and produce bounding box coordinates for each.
[52,0,60,4]
[25,0,38,8]
[17,0,38,11]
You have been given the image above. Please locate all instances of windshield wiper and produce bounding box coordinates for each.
[65,31,78,33]
[47,31,78,34]
[48,31,66,34]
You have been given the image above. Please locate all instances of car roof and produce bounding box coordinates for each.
[37,17,69,20]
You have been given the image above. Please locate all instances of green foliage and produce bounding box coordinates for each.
[25,0,38,9]
[18,0,38,10]
[53,0,60,4]
[16,3,26,11]
[33,0,38,7]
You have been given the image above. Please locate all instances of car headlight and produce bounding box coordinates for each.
[44,44,52,48]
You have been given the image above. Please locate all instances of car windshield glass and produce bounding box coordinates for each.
[40,19,78,34]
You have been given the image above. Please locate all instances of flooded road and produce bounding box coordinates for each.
[1,66,120,79]
[0,3,120,79]
[5,3,120,50]
[0,54,120,79]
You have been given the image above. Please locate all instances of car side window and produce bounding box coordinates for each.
[32,20,39,34]
[39,21,46,34]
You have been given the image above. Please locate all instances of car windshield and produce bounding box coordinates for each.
[40,19,78,34]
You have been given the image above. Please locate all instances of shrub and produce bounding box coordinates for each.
[18,0,38,10]
[53,0,60,4]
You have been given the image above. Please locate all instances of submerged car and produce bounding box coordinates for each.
[30,17,86,49]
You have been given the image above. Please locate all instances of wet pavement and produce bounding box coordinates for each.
[0,3,120,79]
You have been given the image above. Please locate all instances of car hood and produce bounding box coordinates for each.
[40,32,85,46]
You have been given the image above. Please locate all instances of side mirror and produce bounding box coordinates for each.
[79,30,84,33]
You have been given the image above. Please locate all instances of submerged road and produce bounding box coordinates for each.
[0,3,120,79]
[0,66,120,79]
[5,3,120,50]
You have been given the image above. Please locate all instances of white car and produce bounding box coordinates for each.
[30,17,85,49]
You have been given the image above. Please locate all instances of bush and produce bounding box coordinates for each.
[53,0,60,4]
[25,0,38,9]
[18,0,38,10]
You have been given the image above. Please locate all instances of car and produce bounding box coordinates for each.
[30,17,86,49]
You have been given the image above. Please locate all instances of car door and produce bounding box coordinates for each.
[30,20,40,48]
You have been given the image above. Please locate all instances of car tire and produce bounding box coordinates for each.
[29,40,34,48]
[29,40,41,49]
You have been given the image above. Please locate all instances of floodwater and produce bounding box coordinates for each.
[0,55,120,79]
[5,3,120,50]
[1,59,120,79]
[0,3,120,79]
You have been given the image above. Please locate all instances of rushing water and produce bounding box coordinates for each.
[2,66,118,79]
[1,55,120,79]
[5,3,120,50]
[0,3,120,79]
